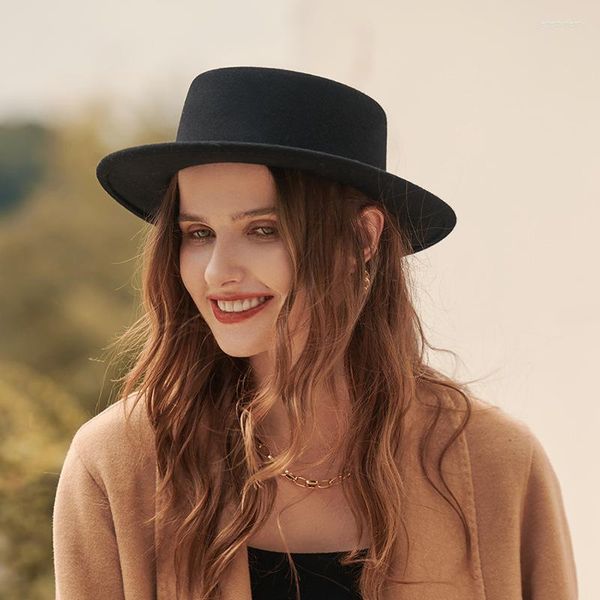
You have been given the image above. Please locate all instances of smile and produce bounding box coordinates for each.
[210,296,274,324]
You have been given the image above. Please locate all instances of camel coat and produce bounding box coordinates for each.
[52,393,578,599]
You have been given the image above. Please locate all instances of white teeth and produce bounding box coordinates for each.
[216,296,270,313]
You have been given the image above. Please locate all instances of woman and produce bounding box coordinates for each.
[52,66,578,600]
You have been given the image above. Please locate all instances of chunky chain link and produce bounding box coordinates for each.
[257,442,351,489]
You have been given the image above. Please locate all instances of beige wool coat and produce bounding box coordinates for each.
[52,393,578,599]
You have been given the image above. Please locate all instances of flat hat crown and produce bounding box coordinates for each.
[175,66,388,170]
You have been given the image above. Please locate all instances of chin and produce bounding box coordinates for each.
[216,347,264,359]
[212,336,271,359]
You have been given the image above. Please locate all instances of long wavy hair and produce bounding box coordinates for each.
[105,164,482,599]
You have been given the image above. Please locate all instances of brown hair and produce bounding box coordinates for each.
[105,165,481,599]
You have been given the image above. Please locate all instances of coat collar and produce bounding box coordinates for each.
[155,397,487,599]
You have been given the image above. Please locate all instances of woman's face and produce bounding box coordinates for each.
[178,162,304,361]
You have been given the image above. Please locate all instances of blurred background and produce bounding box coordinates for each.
[1,0,598,597]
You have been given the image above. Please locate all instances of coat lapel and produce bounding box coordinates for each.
[378,397,487,599]
[155,397,486,599]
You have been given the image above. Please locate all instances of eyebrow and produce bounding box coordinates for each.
[178,206,278,223]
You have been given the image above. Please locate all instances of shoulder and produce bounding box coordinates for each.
[67,392,155,493]
[414,390,538,466]
[461,397,556,500]
[465,397,536,467]
[412,390,543,490]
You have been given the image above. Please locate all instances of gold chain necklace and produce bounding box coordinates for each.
[257,442,352,489]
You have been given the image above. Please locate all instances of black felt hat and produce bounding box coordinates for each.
[96,66,456,254]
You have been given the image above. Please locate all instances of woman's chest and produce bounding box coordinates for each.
[246,482,371,553]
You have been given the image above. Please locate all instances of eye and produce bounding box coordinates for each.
[184,225,279,242]
[187,228,210,240]
[252,226,278,238]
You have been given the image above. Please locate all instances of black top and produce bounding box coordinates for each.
[247,546,368,600]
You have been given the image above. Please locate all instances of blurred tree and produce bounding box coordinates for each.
[0,98,176,598]
[0,122,53,216]
[0,361,86,599]
[0,98,176,407]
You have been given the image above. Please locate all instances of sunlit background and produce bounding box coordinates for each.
[1,1,598,597]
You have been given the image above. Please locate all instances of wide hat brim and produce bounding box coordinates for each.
[97,140,456,255]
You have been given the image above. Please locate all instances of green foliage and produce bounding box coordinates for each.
[0,121,52,215]
[0,361,86,598]
[0,99,176,598]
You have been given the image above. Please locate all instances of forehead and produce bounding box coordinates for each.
[177,162,276,207]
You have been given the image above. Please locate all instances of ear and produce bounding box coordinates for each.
[361,206,385,262]
[349,206,385,273]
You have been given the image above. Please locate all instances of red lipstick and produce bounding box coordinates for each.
[211,296,274,324]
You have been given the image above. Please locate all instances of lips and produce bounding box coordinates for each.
[210,296,274,324]
[209,293,273,301]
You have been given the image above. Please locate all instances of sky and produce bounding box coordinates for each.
[3,0,598,593]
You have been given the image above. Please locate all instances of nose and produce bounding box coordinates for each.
[203,238,247,288]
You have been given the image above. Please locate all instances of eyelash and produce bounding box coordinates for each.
[184,225,279,242]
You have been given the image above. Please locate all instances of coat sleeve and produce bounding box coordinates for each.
[52,438,126,600]
[520,432,578,599]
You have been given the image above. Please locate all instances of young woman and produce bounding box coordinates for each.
[52,66,578,600]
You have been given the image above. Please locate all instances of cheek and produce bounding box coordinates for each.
[179,246,205,298]
[265,251,295,297]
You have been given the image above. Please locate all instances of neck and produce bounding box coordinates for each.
[251,362,353,477]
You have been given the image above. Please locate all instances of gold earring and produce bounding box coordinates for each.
[363,270,371,291]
